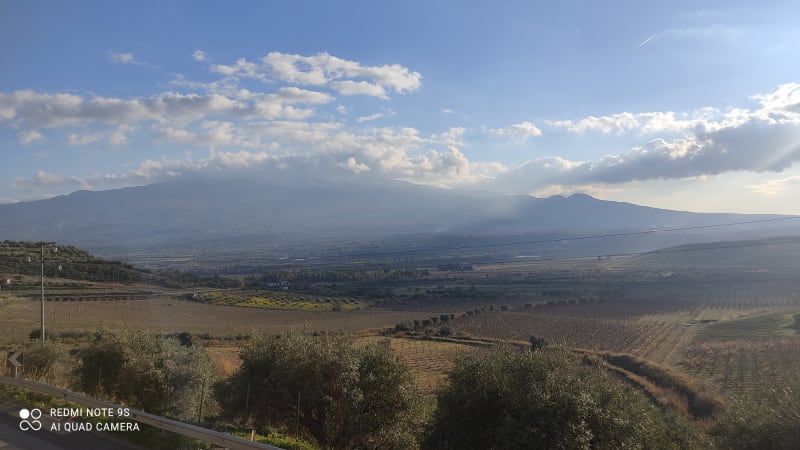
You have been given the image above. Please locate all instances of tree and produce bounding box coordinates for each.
[711,383,800,449]
[74,329,218,421]
[428,345,704,449]
[218,330,424,449]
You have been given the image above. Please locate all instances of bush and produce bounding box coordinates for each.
[529,335,548,350]
[428,346,705,449]
[219,330,424,449]
[74,329,218,421]
[711,384,800,449]
[21,340,68,383]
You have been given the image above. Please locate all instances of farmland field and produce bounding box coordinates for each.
[451,271,800,399]
[3,247,800,404]
[190,289,364,311]
[0,295,425,347]
[357,336,485,394]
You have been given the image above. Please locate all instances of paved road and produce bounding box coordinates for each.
[0,402,140,450]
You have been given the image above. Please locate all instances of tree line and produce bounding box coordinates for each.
[249,268,430,285]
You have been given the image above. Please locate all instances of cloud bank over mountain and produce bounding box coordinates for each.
[2,46,800,208]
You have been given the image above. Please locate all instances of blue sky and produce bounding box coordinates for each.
[2,1,800,213]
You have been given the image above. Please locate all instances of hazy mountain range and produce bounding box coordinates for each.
[1,179,798,262]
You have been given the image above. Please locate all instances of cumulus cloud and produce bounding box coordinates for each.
[340,157,370,173]
[490,121,543,141]
[432,127,466,146]
[546,110,729,135]
[0,88,334,134]
[209,51,421,98]
[7,50,800,202]
[192,50,207,62]
[488,83,800,193]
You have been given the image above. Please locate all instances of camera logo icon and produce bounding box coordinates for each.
[19,408,42,431]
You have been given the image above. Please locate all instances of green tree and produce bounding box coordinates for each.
[22,340,68,383]
[711,383,800,450]
[428,346,704,449]
[218,330,424,449]
[74,329,218,421]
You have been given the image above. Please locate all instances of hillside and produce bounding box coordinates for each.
[0,241,238,288]
[627,235,800,270]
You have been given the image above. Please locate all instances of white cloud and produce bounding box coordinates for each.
[494,117,800,193]
[274,86,333,104]
[490,121,543,141]
[432,127,466,146]
[545,111,711,135]
[210,51,421,98]
[482,83,800,194]
[545,84,800,137]
[0,88,337,133]
[748,175,800,195]
[210,58,265,80]
[340,157,370,173]
[356,112,385,123]
[330,80,387,98]
[19,129,43,144]
[13,170,88,190]
[192,50,207,62]
[68,132,103,145]
[109,52,136,64]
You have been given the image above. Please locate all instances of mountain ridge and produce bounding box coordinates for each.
[1,179,797,257]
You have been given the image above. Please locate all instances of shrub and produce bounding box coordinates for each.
[74,329,218,421]
[428,346,705,449]
[711,383,800,449]
[219,330,424,449]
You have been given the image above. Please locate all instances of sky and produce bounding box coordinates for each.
[2,0,800,214]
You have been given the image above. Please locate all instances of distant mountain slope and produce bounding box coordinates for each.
[627,235,800,270]
[1,179,797,256]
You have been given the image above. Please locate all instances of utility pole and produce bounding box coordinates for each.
[296,391,300,440]
[40,244,45,342]
[35,242,58,342]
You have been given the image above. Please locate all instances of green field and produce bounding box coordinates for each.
[190,290,364,311]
